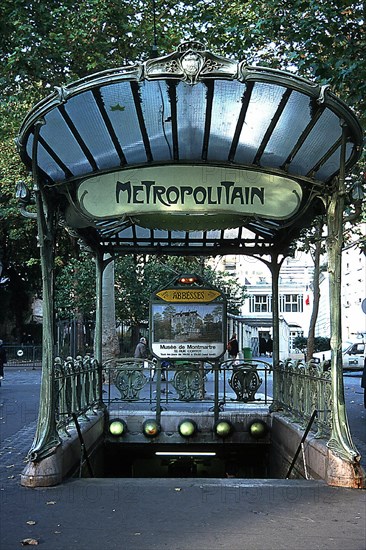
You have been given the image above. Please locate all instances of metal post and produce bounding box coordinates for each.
[155,359,162,424]
[269,255,282,411]
[26,120,60,461]
[214,361,219,423]
[326,124,359,462]
[95,251,104,407]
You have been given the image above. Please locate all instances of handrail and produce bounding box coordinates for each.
[286,409,318,479]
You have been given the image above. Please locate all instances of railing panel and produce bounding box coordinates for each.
[3,345,42,365]
[54,355,101,433]
[277,359,332,436]
[103,358,273,412]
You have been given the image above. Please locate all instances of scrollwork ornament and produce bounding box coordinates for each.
[327,437,359,462]
[180,50,205,84]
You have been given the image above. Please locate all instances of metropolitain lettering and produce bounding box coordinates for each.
[115,180,264,207]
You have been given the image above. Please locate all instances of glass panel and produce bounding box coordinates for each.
[206,230,221,239]
[176,82,207,159]
[139,81,174,161]
[100,82,147,165]
[234,82,286,164]
[316,142,354,181]
[260,91,313,168]
[26,136,66,183]
[153,229,169,239]
[64,91,121,170]
[223,228,240,239]
[208,80,245,161]
[41,109,93,176]
[134,226,151,238]
[116,226,134,239]
[289,108,342,176]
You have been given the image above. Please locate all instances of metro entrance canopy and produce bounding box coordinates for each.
[17,41,363,257]
[16,42,366,487]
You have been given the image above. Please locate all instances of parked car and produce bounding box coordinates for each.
[343,341,365,370]
[313,341,365,371]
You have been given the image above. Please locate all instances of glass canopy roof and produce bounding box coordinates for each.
[17,42,363,257]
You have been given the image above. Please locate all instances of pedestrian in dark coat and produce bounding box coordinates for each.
[361,356,366,409]
[0,340,7,379]
[227,333,239,359]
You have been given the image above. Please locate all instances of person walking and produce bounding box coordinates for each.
[0,340,7,380]
[227,333,239,359]
[134,337,148,359]
[361,356,366,409]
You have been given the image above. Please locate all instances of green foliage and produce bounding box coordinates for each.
[55,253,96,318]
[294,335,330,352]
[1,0,364,335]
[54,254,246,325]
[188,1,365,123]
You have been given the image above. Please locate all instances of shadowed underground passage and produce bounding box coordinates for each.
[83,443,271,479]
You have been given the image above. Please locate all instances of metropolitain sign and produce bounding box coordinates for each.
[77,165,302,228]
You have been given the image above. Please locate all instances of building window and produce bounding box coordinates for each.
[250,295,272,313]
[280,294,303,313]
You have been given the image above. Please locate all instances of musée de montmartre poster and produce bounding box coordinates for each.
[151,302,225,360]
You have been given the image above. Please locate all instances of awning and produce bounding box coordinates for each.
[17,41,363,257]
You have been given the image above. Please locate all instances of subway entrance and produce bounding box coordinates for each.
[89,443,271,479]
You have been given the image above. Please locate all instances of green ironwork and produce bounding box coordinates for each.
[55,355,100,433]
[228,363,262,402]
[325,126,360,463]
[114,365,149,401]
[171,363,205,401]
[15,42,363,483]
[26,120,60,462]
[104,359,271,408]
[277,359,332,437]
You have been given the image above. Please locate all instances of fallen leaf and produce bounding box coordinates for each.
[21,539,39,546]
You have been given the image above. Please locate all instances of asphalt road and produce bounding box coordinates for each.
[1,364,365,550]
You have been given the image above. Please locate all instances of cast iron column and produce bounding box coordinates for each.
[326,124,359,463]
[27,120,60,461]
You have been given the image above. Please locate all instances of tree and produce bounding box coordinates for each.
[188,1,365,124]
[1,0,364,340]
[54,253,246,352]
[293,335,330,356]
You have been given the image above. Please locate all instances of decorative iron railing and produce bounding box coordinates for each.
[103,358,273,412]
[3,344,42,365]
[276,359,332,437]
[54,355,101,433]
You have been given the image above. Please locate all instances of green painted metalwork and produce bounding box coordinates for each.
[104,359,272,409]
[54,355,100,433]
[171,363,205,401]
[114,365,149,401]
[277,358,332,437]
[26,121,60,462]
[325,127,360,463]
[228,363,262,402]
[16,42,363,477]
